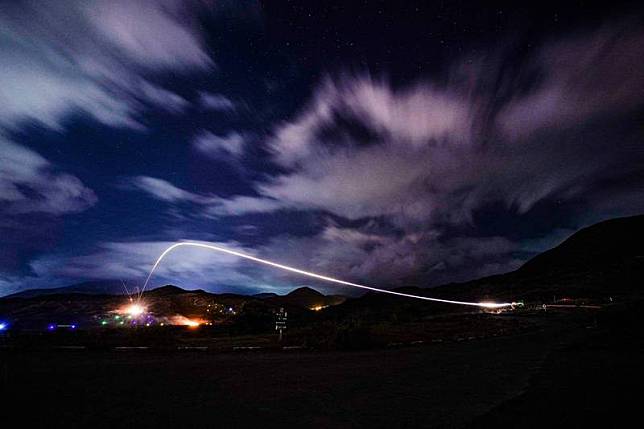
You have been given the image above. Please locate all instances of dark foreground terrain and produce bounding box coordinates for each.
[1,309,641,428]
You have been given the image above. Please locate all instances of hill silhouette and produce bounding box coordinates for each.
[519,214,644,275]
[267,286,347,309]
[410,214,644,303]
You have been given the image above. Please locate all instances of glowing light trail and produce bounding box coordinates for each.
[142,242,515,309]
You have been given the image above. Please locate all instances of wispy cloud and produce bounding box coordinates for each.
[0,0,213,130]
[128,176,204,204]
[85,0,212,70]
[139,81,190,113]
[193,130,246,158]
[198,91,237,112]
[0,137,97,215]
[127,176,285,216]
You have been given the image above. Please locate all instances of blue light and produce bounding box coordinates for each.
[0,322,8,331]
[48,324,56,331]
[71,324,77,329]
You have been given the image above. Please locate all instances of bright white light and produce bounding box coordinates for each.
[478,302,511,309]
[142,242,516,309]
[125,304,145,316]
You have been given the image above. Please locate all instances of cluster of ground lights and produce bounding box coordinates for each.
[103,302,158,327]
[0,302,209,332]
[45,310,207,331]
[111,302,209,328]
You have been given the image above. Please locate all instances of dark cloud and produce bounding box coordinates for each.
[498,22,644,139]
[254,225,522,290]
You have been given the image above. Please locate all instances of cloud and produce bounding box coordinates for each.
[253,69,640,227]
[127,176,285,216]
[128,176,204,204]
[193,130,246,158]
[256,224,521,290]
[497,22,644,139]
[1,222,520,296]
[0,49,141,130]
[200,23,644,228]
[107,22,644,292]
[203,196,285,216]
[173,22,644,287]
[84,0,212,70]
[0,0,212,130]
[269,75,474,167]
[6,19,644,293]
[247,75,483,222]
[0,137,97,215]
[28,240,274,293]
[198,91,236,111]
[139,81,190,113]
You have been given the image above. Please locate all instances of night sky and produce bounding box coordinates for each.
[1,0,643,296]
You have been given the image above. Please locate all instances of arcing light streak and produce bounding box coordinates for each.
[142,242,515,309]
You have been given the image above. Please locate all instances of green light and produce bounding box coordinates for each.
[101,320,107,325]
[119,321,124,325]
[115,315,121,320]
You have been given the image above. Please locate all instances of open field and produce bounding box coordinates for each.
[2,310,640,428]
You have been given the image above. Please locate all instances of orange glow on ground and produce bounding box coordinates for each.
[169,315,207,327]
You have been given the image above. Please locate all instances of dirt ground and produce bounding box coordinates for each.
[0,314,641,428]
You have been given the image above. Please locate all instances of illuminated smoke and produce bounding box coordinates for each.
[169,315,206,327]
[142,242,515,309]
